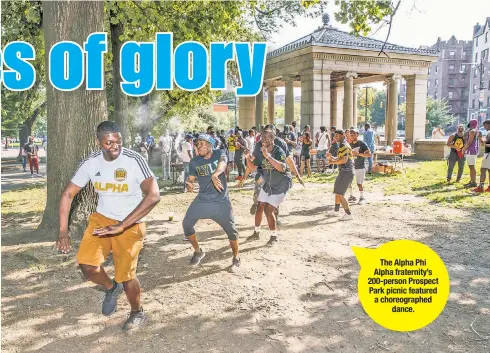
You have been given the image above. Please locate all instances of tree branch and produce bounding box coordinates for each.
[378,0,401,58]
[254,3,289,17]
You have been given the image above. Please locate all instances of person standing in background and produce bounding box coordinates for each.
[462,119,479,188]
[24,136,40,177]
[316,126,330,173]
[432,125,445,139]
[182,134,194,192]
[363,123,376,174]
[446,124,466,183]
[234,130,247,179]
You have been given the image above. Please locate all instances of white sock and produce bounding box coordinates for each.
[360,191,364,198]
[254,226,260,233]
[272,230,277,237]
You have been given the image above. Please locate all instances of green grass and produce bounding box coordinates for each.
[308,159,490,210]
[2,186,47,216]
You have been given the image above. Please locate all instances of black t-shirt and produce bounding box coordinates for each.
[253,145,292,195]
[24,143,39,156]
[485,132,490,154]
[350,140,369,169]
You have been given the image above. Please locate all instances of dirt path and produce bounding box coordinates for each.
[1,182,489,353]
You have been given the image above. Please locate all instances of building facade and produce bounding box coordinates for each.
[468,18,490,123]
[427,36,473,124]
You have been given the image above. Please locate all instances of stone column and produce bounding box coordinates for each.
[343,72,357,129]
[384,78,391,143]
[388,75,400,143]
[300,69,331,134]
[267,87,277,125]
[331,84,343,129]
[405,74,428,148]
[255,86,264,128]
[353,85,359,128]
[238,97,255,130]
[284,76,295,125]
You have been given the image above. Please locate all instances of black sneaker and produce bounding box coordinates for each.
[101,280,124,316]
[189,250,206,266]
[464,182,477,188]
[230,257,241,273]
[246,231,260,241]
[250,204,257,215]
[266,236,278,246]
[122,308,148,331]
[348,196,357,202]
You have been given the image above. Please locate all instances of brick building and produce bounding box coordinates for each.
[427,36,473,124]
[468,18,490,123]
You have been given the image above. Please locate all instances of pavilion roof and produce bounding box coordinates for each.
[267,26,439,58]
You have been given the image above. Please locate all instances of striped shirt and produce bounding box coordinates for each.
[71,147,154,222]
[337,140,354,172]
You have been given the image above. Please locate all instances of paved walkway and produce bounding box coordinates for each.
[1,151,47,193]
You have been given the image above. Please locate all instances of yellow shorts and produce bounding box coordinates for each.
[76,213,145,283]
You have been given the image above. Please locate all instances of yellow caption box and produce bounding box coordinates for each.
[353,240,450,332]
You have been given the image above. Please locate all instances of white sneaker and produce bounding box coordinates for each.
[340,213,353,221]
[326,210,339,217]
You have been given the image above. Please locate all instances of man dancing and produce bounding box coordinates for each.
[244,128,292,245]
[183,134,240,271]
[349,128,371,204]
[327,129,355,220]
[56,121,160,330]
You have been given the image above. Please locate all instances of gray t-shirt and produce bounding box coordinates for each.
[350,140,369,170]
[189,150,229,202]
[253,145,292,195]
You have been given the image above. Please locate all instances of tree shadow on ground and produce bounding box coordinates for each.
[1,203,489,352]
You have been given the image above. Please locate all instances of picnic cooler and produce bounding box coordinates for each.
[392,140,403,154]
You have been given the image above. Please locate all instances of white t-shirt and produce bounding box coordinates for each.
[245,136,255,152]
[71,147,154,222]
[181,141,192,163]
[317,132,329,150]
[159,135,172,153]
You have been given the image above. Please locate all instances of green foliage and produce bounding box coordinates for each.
[1,0,45,137]
[334,0,394,36]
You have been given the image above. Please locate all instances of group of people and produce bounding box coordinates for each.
[446,119,490,192]
[55,119,378,331]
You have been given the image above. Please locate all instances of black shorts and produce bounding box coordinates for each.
[333,171,354,196]
[182,199,238,240]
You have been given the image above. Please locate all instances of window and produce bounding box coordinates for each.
[476,53,478,62]
[461,64,466,72]
[449,79,455,87]
[473,84,477,93]
[448,91,453,99]
[434,92,438,99]
[474,69,478,78]
[486,32,489,43]
[488,80,490,90]
[463,51,467,58]
[427,81,431,89]
[476,37,479,46]
[461,89,465,97]
[449,50,455,58]
[435,79,439,87]
[488,96,490,107]
[462,77,466,85]
[449,64,455,71]
[472,99,475,109]
[435,66,439,73]
[428,68,431,75]
[483,49,487,59]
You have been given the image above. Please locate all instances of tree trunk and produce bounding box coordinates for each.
[39,1,107,239]
[111,21,130,147]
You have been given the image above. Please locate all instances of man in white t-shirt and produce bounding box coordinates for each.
[316,126,330,173]
[159,130,172,180]
[182,134,193,192]
[56,121,160,331]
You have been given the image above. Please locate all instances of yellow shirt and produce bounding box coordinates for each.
[227,136,236,152]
